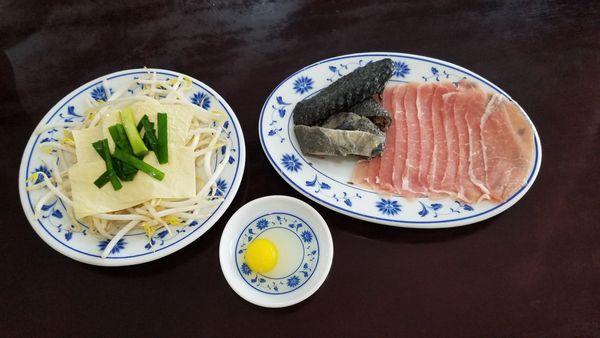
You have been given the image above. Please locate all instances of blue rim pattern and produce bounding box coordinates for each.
[259,52,541,225]
[235,212,320,295]
[24,71,242,259]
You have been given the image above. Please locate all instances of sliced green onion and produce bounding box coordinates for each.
[119,159,138,181]
[140,115,158,152]
[136,118,144,133]
[109,123,138,180]
[108,124,133,154]
[112,148,165,181]
[120,108,148,157]
[93,171,112,188]
[92,139,122,190]
[112,157,125,180]
[156,112,168,164]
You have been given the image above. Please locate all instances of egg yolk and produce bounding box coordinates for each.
[244,238,278,274]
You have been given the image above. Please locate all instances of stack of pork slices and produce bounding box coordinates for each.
[353,81,534,203]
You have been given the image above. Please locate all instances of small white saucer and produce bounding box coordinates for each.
[219,195,333,308]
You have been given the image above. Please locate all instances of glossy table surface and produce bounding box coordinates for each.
[1,1,599,336]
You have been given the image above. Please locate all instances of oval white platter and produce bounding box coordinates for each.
[259,52,541,228]
[19,68,246,266]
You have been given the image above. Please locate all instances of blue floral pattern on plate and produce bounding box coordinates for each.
[326,59,365,82]
[90,86,109,102]
[281,153,302,172]
[393,61,410,78]
[376,199,402,216]
[293,76,314,95]
[191,92,211,109]
[422,66,467,85]
[98,238,126,254]
[235,213,319,294]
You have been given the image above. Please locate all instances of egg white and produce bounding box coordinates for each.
[257,227,303,278]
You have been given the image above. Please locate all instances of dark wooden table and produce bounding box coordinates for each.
[1,1,599,337]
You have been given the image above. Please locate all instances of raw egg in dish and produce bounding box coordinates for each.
[244,227,303,278]
[245,238,278,274]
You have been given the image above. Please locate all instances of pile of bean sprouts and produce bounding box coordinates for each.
[27,71,230,258]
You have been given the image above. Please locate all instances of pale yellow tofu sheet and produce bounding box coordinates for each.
[69,145,196,219]
[68,101,198,219]
[72,126,103,163]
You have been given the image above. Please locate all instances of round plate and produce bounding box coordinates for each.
[219,196,333,308]
[19,68,246,266]
[259,52,541,228]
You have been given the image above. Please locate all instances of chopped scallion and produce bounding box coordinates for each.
[120,108,148,157]
[112,148,165,181]
[156,112,168,164]
[92,139,122,190]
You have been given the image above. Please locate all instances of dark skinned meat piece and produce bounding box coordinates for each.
[294,125,385,157]
[321,112,384,136]
[349,98,391,131]
[292,58,394,126]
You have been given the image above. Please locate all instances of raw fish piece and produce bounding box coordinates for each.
[321,112,383,136]
[294,125,385,157]
[349,98,391,131]
[293,59,394,126]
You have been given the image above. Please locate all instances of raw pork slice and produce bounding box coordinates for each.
[481,94,534,202]
[416,83,435,190]
[401,83,428,195]
[453,85,486,203]
[429,82,456,193]
[367,157,382,188]
[376,86,398,192]
[352,159,371,189]
[439,92,459,195]
[391,85,410,194]
[462,82,491,195]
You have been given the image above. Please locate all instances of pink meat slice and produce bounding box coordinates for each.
[366,157,381,188]
[352,159,371,189]
[461,82,491,196]
[439,92,459,195]
[376,85,398,192]
[400,83,427,195]
[428,82,456,194]
[416,83,435,191]
[391,85,410,194]
[481,94,534,202]
[453,85,486,203]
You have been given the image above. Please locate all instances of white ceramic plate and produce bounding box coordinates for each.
[259,52,541,228]
[219,196,333,308]
[19,68,246,266]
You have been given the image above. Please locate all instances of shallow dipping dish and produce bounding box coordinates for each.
[219,195,333,308]
[18,68,246,266]
[259,52,542,229]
